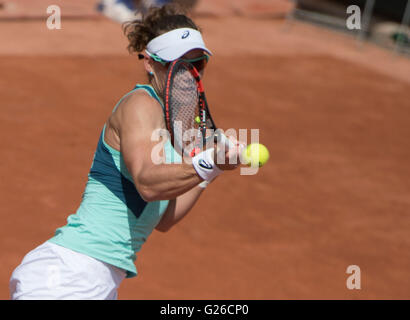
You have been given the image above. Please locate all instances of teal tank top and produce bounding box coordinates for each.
[49,85,181,278]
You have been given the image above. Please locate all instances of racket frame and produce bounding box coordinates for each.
[163,59,231,157]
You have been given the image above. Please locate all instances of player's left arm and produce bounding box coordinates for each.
[155,185,205,232]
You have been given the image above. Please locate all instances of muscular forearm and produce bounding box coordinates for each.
[135,162,203,202]
[156,185,204,232]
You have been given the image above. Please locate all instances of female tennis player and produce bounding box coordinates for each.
[9,4,242,300]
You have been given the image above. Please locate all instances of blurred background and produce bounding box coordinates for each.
[0,0,409,299]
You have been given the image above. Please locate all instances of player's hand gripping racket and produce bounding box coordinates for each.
[163,58,235,158]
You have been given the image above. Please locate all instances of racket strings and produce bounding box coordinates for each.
[169,66,201,155]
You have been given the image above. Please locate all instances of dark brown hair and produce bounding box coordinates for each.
[123,4,200,54]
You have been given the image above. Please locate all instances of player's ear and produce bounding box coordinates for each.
[141,54,154,75]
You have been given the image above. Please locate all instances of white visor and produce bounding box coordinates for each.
[146,28,212,62]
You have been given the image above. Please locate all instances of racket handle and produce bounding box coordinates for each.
[216,131,236,149]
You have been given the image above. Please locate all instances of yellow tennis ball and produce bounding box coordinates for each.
[195,116,201,124]
[242,143,270,167]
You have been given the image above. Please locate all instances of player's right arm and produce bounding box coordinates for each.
[118,91,204,202]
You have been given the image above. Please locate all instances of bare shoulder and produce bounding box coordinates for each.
[116,89,164,122]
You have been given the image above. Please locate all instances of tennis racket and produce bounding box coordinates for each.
[163,59,234,158]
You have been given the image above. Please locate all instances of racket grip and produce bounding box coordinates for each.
[217,132,236,149]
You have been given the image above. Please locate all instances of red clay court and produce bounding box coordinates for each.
[0,0,409,299]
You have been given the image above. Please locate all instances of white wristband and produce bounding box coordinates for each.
[192,148,223,182]
[198,180,209,188]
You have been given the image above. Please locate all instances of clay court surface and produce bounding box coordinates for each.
[1,0,410,299]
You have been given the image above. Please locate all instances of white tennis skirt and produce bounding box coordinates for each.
[9,241,126,300]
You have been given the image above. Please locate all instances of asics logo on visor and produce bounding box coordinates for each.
[182,30,190,39]
[199,159,213,170]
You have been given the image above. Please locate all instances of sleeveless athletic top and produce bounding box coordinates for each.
[49,84,181,278]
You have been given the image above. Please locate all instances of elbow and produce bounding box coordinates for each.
[138,186,159,202]
[136,183,163,202]
[131,168,160,202]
